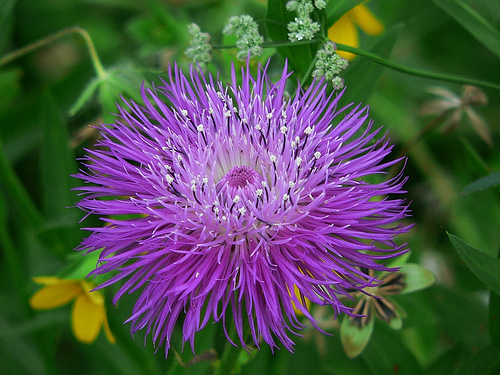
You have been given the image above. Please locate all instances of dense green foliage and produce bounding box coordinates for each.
[1,0,499,374]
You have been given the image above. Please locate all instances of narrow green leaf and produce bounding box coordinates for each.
[266,0,320,80]
[433,0,500,59]
[490,247,500,348]
[39,92,78,220]
[0,0,16,53]
[341,24,402,106]
[0,138,44,229]
[448,233,500,297]
[325,0,364,28]
[68,76,101,116]
[462,171,500,195]
[340,314,374,358]
[399,263,436,295]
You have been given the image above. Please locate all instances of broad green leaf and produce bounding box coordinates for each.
[448,233,500,297]
[462,171,500,195]
[399,263,436,295]
[340,314,374,358]
[266,0,320,80]
[455,344,500,375]
[325,0,364,28]
[341,24,402,106]
[433,0,500,59]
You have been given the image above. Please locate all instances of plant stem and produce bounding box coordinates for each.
[213,323,245,375]
[335,43,500,91]
[0,26,106,80]
[215,40,500,91]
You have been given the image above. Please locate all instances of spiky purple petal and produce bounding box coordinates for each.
[74,60,411,355]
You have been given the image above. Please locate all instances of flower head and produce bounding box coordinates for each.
[419,85,491,146]
[75,60,410,355]
[30,277,115,344]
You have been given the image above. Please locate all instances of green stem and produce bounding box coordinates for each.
[0,139,44,229]
[215,40,500,91]
[213,324,245,375]
[336,43,500,91]
[0,26,106,80]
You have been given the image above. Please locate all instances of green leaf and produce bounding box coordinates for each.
[340,314,374,358]
[455,344,500,375]
[490,287,500,348]
[266,0,320,80]
[462,171,500,195]
[325,0,364,28]
[0,68,22,116]
[433,0,500,59]
[39,92,78,220]
[0,0,16,53]
[341,24,402,106]
[399,263,436,295]
[448,233,500,297]
[489,247,500,348]
[68,76,101,116]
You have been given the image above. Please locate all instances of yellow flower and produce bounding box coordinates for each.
[29,276,115,344]
[328,2,384,60]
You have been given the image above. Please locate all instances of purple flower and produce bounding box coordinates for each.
[75,61,410,355]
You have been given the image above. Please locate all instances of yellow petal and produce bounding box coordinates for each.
[328,14,359,60]
[32,276,62,285]
[102,313,116,344]
[79,280,104,306]
[71,294,104,344]
[291,284,311,316]
[350,4,384,36]
[29,280,82,310]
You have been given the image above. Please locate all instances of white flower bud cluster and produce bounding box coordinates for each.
[286,0,324,42]
[185,23,212,70]
[312,41,349,90]
[223,15,264,61]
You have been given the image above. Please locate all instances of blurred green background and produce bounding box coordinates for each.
[1,0,499,374]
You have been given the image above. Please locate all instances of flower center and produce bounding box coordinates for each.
[223,166,259,188]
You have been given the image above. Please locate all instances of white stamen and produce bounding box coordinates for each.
[255,124,261,131]
[238,207,246,215]
[280,126,288,134]
[233,195,241,203]
[289,181,295,188]
[304,126,313,135]
[283,194,289,201]
[197,124,204,132]
[314,151,321,159]
[181,109,188,116]
[256,188,263,196]
[270,154,277,163]
[165,175,174,184]
[202,177,208,184]
[295,157,303,166]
